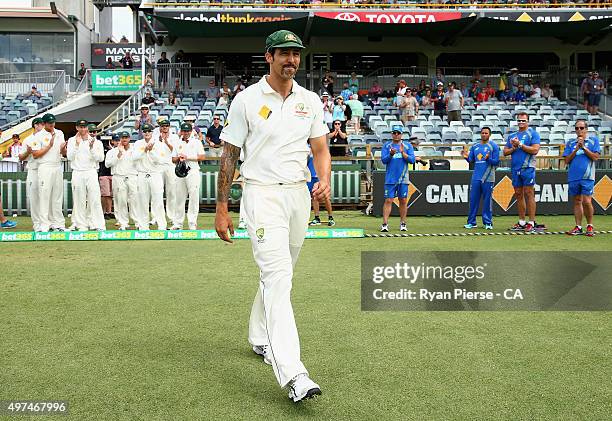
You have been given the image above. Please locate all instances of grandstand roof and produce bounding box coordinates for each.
[152,15,612,45]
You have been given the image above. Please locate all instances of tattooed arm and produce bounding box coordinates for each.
[215,142,241,243]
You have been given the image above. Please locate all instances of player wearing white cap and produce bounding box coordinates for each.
[215,30,330,403]
[31,113,66,232]
[153,118,179,227]
[18,117,44,231]
[66,120,106,231]
[171,122,205,230]
[132,124,167,230]
[105,132,139,230]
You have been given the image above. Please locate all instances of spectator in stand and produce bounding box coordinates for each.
[144,73,155,89]
[399,88,419,123]
[78,63,86,80]
[119,51,134,69]
[173,78,183,96]
[509,68,520,93]
[322,70,334,96]
[499,86,513,102]
[588,71,605,115]
[205,79,220,102]
[157,52,171,89]
[524,79,534,95]
[476,88,489,104]
[3,134,21,158]
[321,92,334,130]
[120,35,129,43]
[134,104,153,134]
[541,83,554,100]
[368,81,382,103]
[431,68,445,88]
[531,82,542,98]
[348,72,359,95]
[218,92,230,107]
[141,90,156,106]
[513,85,527,102]
[470,69,484,85]
[340,82,353,101]
[205,115,224,157]
[240,66,252,86]
[105,57,115,69]
[328,120,349,157]
[432,82,446,118]
[580,72,592,110]
[460,82,470,98]
[417,80,427,97]
[484,81,496,99]
[469,81,481,99]
[167,91,179,106]
[26,85,42,99]
[345,93,364,134]
[233,78,246,95]
[220,81,232,99]
[445,82,464,122]
[420,88,432,108]
[214,58,226,86]
[332,96,347,128]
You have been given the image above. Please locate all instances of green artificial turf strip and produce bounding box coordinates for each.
[1,213,610,420]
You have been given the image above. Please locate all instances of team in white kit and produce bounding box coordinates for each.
[18,114,204,232]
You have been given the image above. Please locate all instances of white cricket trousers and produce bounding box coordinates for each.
[136,172,166,230]
[37,165,64,231]
[162,165,177,223]
[173,170,200,228]
[112,174,139,227]
[26,169,41,231]
[243,182,311,387]
[71,169,105,230]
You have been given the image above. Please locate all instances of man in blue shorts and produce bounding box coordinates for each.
[380,125,415,232]
[503,112,541,232]
[462,126,500,230]
[563,120,600,236]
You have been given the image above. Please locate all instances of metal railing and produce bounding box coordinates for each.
[0,70,65,97]
[0,71,67,131]
[149,63,240,92]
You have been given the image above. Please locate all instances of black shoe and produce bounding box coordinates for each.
[108,213,115,219]
[104,213,111,220]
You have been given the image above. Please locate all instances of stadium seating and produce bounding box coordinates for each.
[0,93,54,129]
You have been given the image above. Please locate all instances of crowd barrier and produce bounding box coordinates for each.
[0,164,361,215]
[372,170,612,217]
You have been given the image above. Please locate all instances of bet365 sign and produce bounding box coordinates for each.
[91,70,142,93]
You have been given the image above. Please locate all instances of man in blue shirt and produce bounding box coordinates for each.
[462,127,500,229]
[380,125,415,232]
[563,120,600,236]
[340,82,353,102]
[503,112,541,232]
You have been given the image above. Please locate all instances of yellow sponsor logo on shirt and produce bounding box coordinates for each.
[258,105,272,120]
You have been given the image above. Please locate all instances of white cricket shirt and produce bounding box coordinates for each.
[66,135,105,171]
[173,137,205,171]
[220,76,328,185]
[31,129,65,167]
[132,139,164,174]
[105,146,137,176]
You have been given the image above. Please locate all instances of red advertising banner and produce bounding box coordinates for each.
[315,11,462,24]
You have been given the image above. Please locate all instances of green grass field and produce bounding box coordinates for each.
[1,212,611,420]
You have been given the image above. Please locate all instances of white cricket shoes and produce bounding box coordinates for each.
[287,373,322,402]
[252,345,272,365]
